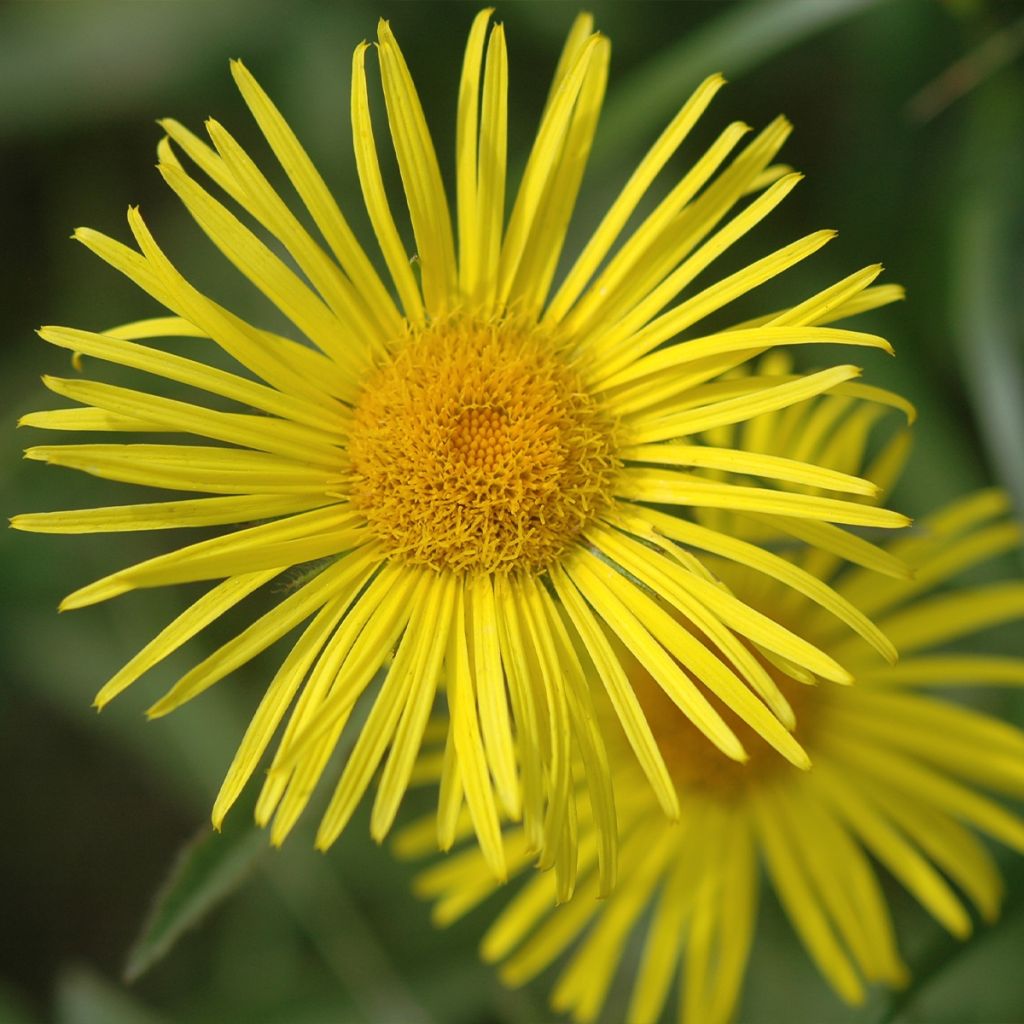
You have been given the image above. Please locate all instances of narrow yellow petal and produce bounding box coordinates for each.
[621,364,862,444]
[80,214,353,404]
[146,550,379,718]
[492,573,545,852]
[481,828,599,965]
[613,541,846,687]
[682,857,721,1024]
[20,406,157,433]
[98,314,354,403]
[157,161,365,376]
[27,443,341,497]
[834,521,1022,629]
[350,42,425,323]
[581,535,815,756]
[94,570,277,709]
[864,583,1024,657]
[40,375,342,466]
[158,118,240,200]
[752,787,865,1004]
[566,120,752,342]
[455,9,493,299]
[551,827,679,1020]
[427,834,535,927]
[408,821,491,895]
[371,573,457,842]
[773,789,881,982]
[203,117,390,356]
[270,727,348,847]
[542,13,594,114]
[587,172,806,379]
[473,23,508,311]
[212,594,348,827]
[815,763,972,937]
[617,466,908,531]
[548,563,679,820]
[745,513,912,579]
[267,567,424,846]
[566,550,748,762]
[627,849,696,1024]
[55,507,364,609]
[547,72,727,324]
[565,117,790,342]
[377,20,458,313]
[729,263,884,331]
[313,572,435,847]
[280,567,425,781]
[511,37,609,317]
[255,562,408,826]
[631,506,897,663]
[828,732,1024,850]
[443,579,505,880]
[14,492,327,534]
[497,861,603,987]
[534,582,618,895]
[514,576,572,874]
[859,654,1024,687]
[436,725,464,852]
[619,442,878,496]
[600,324,891,394]
[835,689,1024,791]
[228,59,404,335]
[469,573,519,820]
[857,777,1004,924]
[590,520,795,723]
[704,814,759,1023]
[496,36,601,307]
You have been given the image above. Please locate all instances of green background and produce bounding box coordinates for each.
[1,1,1022,1022]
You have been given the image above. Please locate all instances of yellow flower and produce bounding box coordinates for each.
[15,11,908,881]
[403,387,1024,1024]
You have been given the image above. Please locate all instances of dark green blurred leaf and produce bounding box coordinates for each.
[875,861,1024,1024]
[0,3,273,138]
[265,849,437,1024]
[56,967,168,1024]
[0,981,40,1024]
[592,0,883,167]
[123,818,266,983]
[952,73,1024,517]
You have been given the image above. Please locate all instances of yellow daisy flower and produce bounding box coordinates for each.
[15,11,908,881]
[403,388,1024,1024]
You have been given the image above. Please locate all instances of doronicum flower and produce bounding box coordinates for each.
[15,11,909,881]
[403,383,1024,1024]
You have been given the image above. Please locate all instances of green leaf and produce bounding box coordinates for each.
[952,71,1024,521]
[123,813,267,983]
[264,846,438,1024]
[875,861,1024,1023]
[56,967,168,1024]
[0,980,41,1024]
[591,0,884,168]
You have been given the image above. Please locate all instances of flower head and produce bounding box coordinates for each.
[16,11,908,881]
[404,385,1024,1023]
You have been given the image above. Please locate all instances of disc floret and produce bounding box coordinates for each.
[348,316,619,574]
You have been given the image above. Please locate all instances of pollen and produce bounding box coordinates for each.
[347,316,619,574]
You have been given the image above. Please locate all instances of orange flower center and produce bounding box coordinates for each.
[348,316,619,574]
[629,632,822,797]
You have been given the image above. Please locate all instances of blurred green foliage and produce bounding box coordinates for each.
[2,1,1022,1022]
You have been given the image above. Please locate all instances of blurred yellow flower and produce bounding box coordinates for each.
[404,383,1024,1023]
[15,10,908,880]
